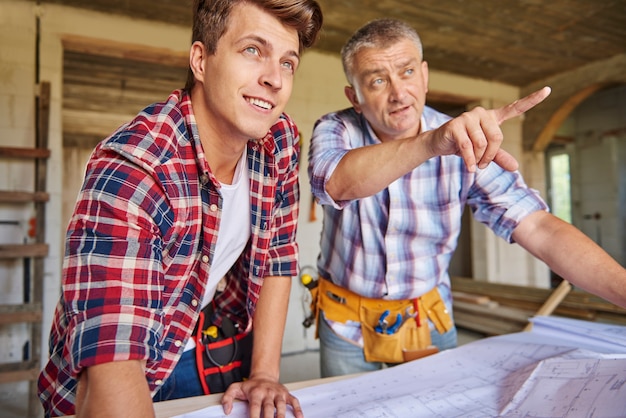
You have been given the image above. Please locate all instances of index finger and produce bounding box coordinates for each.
[495,86,551,124]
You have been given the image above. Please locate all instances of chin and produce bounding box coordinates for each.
[249,117,279,139]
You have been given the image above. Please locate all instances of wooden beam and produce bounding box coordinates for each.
[62,109,134,139]
[0,147,50,159]
[0,244,49,259]
[0,304,43,325]
[61,34,188,68]
[451,276,626,333]
[531,83,608,152]
[0,361,40,384]
[524,280,572,331]
[0,191,50,203]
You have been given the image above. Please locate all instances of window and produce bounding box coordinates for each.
[548,152,572,224]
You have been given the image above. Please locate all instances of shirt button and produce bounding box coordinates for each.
[210,204,218,212]
[202,255,209,263]
[155,379,163,386]
[191,299,198,307]
[174,340,182,347]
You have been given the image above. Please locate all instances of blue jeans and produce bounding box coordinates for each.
[153,348,205,402]
[318,311,458,378]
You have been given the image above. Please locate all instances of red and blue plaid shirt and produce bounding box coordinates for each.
[38,90,300,416]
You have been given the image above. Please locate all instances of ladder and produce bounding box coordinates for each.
[0,81,50,417]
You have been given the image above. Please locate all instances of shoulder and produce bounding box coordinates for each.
[266,113,301,154]
[316,107,359,125]
[99,90,192,169]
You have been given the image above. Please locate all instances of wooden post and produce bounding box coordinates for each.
[524,280,572,332]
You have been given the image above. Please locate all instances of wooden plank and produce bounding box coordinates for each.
[451,276,626,334]
[0,361,40,384]
[454,311,526,336]
[0,190,50,203]
[0,304,42,325]
[62,34,188,68]
[453,300,532,323]
[452,276,626,318]
[451,291,491,305]
[0,146,50,159]
[0,244,49,259]
[524,280,572,331]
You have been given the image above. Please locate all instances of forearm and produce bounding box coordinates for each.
[249,276,291,381]
[76,360,154,418]
[513,211,626,308]
[326,131,435,201]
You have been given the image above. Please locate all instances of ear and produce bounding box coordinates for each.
[189,41,207,86]
[344,85,362,113]
[421,60,429,94]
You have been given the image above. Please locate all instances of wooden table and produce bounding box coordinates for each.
[154,375,353,417]
[63,375,354,418]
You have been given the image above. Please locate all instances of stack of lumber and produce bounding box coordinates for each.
[451,276,626,336]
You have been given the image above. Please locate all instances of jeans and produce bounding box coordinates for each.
[318,311,458,378]
[153,348,205,402]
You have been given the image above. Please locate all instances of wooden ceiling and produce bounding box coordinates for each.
[43,0,626,87]
[42,0,626,147]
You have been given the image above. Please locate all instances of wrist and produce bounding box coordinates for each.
[248,370,279,382]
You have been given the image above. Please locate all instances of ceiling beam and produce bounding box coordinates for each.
[61,34,188,68]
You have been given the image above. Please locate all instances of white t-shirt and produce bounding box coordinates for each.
[185,149,251,351]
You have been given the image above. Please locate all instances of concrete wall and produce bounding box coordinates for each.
[559,85,626,267]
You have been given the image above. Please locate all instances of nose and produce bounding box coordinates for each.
[260,61,283,90]
[388,78,406,102]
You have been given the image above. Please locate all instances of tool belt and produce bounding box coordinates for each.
[194,304,253,394]
[310,277,453,364]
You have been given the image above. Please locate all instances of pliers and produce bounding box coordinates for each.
[375,310,402,334]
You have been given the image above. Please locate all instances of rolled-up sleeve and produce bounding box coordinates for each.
[308,113,352,209]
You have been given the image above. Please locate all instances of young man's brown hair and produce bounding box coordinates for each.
[184,0,323,91]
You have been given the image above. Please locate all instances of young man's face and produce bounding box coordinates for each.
[192,2,300,144]
[345,38,429,143]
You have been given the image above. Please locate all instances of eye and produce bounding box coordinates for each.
[282,60,294,71]
[405,68,414,76]
[371,78,386,88]
[244,46,259,56]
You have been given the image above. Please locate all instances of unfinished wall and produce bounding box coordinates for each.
[1,0,558,405]
[567,85,626,266]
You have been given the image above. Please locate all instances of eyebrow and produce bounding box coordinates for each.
[361,56,419,79]
[240,34,300,62]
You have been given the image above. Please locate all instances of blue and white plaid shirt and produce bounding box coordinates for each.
[308,105,548,345]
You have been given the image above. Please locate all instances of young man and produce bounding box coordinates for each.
[38,1,322,417]
[308,18,626,377]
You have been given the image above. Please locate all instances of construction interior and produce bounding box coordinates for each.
[1,1,625,417]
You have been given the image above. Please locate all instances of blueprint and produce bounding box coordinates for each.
[173,316,626,418]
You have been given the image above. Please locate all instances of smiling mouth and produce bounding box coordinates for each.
[246,97,273,110]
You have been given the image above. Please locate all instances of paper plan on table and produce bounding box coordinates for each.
[173,316,626,418]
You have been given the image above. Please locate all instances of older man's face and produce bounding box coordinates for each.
[347,38,429,142]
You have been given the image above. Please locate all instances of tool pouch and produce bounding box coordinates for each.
[194,307,253,394]
[315,277,453,364]
[360,301,433,364]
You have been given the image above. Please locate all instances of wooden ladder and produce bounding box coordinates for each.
[0,81,51,417]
